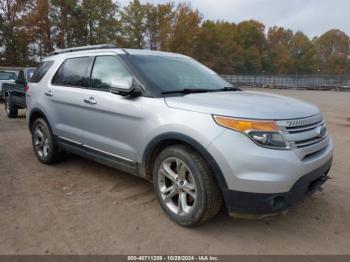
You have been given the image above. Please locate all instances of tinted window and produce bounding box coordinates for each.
[52,57,92,87]
[31,62,53,83]
[91,56,132,90]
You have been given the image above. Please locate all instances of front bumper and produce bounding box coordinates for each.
[223,158,332,215]
[206,127,334,216]
[207,129,334,193]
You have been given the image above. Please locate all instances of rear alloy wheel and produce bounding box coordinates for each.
[33,124,50,159]
[5,96,18,118]
[153,145,223,226]
[31,118,62,164]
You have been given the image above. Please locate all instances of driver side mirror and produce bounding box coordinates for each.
[109,78,141,97]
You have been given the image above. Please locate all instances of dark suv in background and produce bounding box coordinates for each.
[3,68,35,118]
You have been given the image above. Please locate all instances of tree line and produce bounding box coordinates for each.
[1,0,350,75]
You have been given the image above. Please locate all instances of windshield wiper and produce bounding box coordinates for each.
[215,86,241,92]
[161,88,213,95]
[161,86,241,95]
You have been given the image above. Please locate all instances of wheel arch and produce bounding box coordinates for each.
[28,108,51,132]
[141,133,228,190]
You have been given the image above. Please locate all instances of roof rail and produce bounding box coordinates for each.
[48,44,117,56]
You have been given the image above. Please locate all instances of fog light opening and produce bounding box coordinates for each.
[270,196,286,210]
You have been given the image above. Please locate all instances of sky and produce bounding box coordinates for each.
[118,0,350,38]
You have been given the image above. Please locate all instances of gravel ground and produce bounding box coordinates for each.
[0,89,349,255]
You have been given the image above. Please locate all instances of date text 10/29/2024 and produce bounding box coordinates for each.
[127,256,219,261]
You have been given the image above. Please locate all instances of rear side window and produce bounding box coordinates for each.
[31,61,53,83]
[52,57,93,87]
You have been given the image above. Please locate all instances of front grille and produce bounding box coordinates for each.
[294,134,328,147]
[284,114,323,127]
[285,120,325,133]
[277,114,329,155]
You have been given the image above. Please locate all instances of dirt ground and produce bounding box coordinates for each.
[0,89,349,255]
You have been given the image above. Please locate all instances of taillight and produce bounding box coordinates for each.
[24,84,29,93]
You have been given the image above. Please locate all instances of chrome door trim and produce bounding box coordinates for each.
[83,144,135,163]
[58,136,81,145]
[58,136,135,163]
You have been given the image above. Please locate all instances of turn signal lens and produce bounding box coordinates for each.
[213,115,289,149]
[213,116,279,132]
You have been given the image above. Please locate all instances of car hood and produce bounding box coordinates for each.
[164,91,320,120]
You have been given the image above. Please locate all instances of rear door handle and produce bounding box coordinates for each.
[44,90,53,97]
[83,97,97,105]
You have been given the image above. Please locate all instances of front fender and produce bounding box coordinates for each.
[140,132,228,190]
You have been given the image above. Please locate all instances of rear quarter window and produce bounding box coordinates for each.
[31,61,54,83]
[52,57,93,87]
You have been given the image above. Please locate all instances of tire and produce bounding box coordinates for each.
[31,118,62,164]
[153,145,223,226]
[5,96,18,118]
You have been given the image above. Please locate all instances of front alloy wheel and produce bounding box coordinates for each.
[158,157,197,216]
[153,145,223,226]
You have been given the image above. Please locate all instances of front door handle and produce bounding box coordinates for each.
[44,90,53,97]
[83,97,97,105]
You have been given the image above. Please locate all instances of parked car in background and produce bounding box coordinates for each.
[0,70,17,100]
[26,45,333,226]
[3,68,35,118]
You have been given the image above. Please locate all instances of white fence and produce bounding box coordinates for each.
[222,75,350,89]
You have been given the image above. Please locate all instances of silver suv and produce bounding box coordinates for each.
[26,45,334,226]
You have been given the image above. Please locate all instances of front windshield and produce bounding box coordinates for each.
[126,55,232,93]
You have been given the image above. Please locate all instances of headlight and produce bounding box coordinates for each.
[213,115,290,149]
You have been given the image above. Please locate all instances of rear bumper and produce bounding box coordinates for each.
[223,158,332,216]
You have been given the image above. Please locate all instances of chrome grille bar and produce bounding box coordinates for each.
[277,114,329,153]
[291,134,328,148]
[283,121,326,133]
[278,114,323,127]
